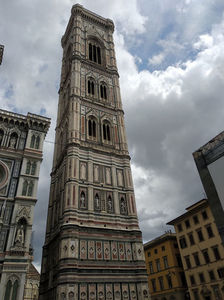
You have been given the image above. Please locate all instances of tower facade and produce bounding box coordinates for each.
[0,109,50,300]
[40,5,149,300]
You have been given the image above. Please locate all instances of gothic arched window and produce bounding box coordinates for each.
[88,79,95,96]
[100,83,107,100]
[22,181,28,196]
[35,136,40,149]
[27,181,34,196]
[88,118,97,139]
[31,162,37,175]
[30,135,35,148]
[26,161,31,174]
[4,280,12,300]
[103,122,111,142]
[89,42,101,65]
[0,129,4,146]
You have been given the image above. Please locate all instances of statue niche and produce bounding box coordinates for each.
[14,218,26,247]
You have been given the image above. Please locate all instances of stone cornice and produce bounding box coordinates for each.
[62,4,114,47]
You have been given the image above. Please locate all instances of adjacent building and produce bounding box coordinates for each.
[168,199,224,300]
[23,259,40,300]
[193,131,224,244]
[39,4,149,300]
[0,109,50,300]
[144,232,187,300]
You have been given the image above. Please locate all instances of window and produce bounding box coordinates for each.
[166,274,173,289]
[88,119,97,138]
[9,132,18,148]
[193,253,200,266]
[197,229,204,242]
[30,135,35,148]
[179,236,187,249]
[30,135,40,149]
[147,251,151,257]
[217,267,224,278]
[192,289,199,300]
[202,249,210,263]
[206,225,214,238]
[22,181,28,196]
[151,279,156,292]
[199,272,205,283]
[0,129,4,146]
[208,270,215,281]
[154,249,158,254]
[88,79,95,95]
[100,83,107,99]
[202,210,208,220]
[149,262,154,274]
[163,256,168,269]
[174,243,178,249]
[27,181,34,196]
[185,219,190,228]
[35,136,40,149]
[184,256,191,269]
[212,246,221,261]
[162,246,165,251]
[102,122,111,142]
[190,275,196,285]
[89,42,101,64]
[26,161,31,174]
[193,215,199,224]
[176,254,183,267]
[188,233,195,245]
[179,272,187,287]
[31,162,36,175]
[177,223,183,232]
[156,259,161,271]
[158,277,164,290]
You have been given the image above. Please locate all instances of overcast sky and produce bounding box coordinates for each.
[1,0,224,271]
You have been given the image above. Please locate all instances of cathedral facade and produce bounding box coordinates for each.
[0,109,50,300]
[39,5,149,300]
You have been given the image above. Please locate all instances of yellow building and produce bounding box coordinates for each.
[168,199,224,300]
[144,232,187,300]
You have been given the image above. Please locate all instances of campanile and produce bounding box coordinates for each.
[39,4,149,300]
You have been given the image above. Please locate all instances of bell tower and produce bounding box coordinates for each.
[39,4,149,300]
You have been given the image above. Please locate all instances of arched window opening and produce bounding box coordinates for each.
[97,47,101,64]
[87,80,95,96]
[80,191,86,208]
[100,84,107,100]
[30,135,35,148]
[92,121,96,137]
[28,181,34,196]
[95,193,100,210]
[22,181,28,196]
[9,133,18,148]
[26,161,31,174]
[12,280,18,300]
[88,120,92,136]
[31,162,36,175]
[88,42,102,65]
[4,280,12,300]
[102,122,111,142]
[35,136,40,149]
[69,291,74,300]
[106,125,110,141]
[89,43,92,61]
[0,129,4,145]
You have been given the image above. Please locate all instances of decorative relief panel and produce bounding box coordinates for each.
[80,240,87,260]
[122,284,129,300]
[96,241,103,260]
[80,284,87,300]
[80,162,87,180]
[130,284,137,300]
[93,164,99,182]
[97,284,105,300]
[117,169,124,187]
[118,242,125,261]
[106,284,113,300]
[114,283,121,300]
[105,167,111,185]
[89,284,96,300]
[88,240,95,260]
[104,241,110,260]
[125,243,132,261]
[111,241,118,260]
